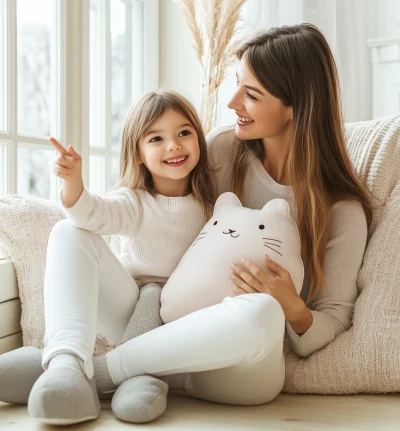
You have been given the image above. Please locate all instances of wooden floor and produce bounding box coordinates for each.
[1,393,400,430]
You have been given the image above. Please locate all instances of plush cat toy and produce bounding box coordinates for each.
[160,192,304,323]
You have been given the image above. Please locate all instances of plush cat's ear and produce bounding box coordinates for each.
[261,198,293,218]
[214,192,242,214]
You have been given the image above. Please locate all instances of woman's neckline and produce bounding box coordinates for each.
[250,156,294,197]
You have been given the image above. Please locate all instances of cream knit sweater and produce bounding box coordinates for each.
[207,125,368,358]
[60,187,207,284]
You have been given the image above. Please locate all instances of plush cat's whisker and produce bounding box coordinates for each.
[264,242,281,248]
[192,236,206,247]
[264,245,283,256]
[262,238,282,243]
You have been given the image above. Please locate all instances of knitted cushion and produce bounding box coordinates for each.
[283,114,400,394]
[345,114,400,233]
[0,195,116,356]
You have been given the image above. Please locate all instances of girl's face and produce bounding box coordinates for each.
[228,57,293,142]
[138,108,200,195]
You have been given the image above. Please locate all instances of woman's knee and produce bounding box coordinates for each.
[227,293,285,340]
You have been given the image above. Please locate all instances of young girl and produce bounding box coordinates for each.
[24,91,213,425]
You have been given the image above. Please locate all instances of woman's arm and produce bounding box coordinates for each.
[206,125,237,196]
[60,186,140,236]
[286,305,314,335]
[286,201,368,358]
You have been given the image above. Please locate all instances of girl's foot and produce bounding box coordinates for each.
[111,375,168,423]
[0,346,44,404]
[27,354,101,425]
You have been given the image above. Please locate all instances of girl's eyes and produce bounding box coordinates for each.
[149,129,191,143]
[178,129,191,137]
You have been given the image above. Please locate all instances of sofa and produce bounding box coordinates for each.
[0,114,400,395]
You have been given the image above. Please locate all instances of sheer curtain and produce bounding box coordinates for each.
[217,0,378,124]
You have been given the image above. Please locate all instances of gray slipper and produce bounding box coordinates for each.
[0,346,114,405]
[28,366,101,425]
[0,346,44,404]
[111,375,168,423]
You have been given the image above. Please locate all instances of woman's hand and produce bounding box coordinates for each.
[50,137,83,183]
[230,255,313,334]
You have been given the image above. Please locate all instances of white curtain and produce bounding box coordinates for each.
[217,0,377,124]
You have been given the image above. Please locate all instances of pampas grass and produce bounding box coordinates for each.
[177,0,248,134]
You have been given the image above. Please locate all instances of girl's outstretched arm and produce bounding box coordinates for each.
[50,137,140,236]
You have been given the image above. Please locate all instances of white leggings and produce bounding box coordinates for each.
[42,220,286,405]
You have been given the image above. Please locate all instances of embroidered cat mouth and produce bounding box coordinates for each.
[223,230,240,239]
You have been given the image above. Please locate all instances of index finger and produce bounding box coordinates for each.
[50,137,69,156]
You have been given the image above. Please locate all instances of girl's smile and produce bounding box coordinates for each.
[162,155,189,166]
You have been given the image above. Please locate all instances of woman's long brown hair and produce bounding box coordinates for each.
[233,24,375,303]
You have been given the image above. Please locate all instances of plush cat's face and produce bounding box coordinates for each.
[190,192,295,261]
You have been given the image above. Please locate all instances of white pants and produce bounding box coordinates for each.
[42,220,286,405]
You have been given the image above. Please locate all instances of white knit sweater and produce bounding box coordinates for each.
[207,125,368,358]
[60,187,207,284]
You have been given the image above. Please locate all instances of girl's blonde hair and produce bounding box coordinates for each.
[114,91,214,219]
[232,24,377,303]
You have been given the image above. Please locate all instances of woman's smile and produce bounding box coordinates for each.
[236,115,255,127]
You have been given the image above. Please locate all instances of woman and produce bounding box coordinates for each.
[0,23,372,425]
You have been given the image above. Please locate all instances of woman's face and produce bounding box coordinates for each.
[228,57,293,141]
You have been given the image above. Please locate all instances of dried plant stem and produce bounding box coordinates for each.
[177,0,248,134]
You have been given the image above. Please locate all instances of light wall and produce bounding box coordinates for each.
[159,1,203,110]
[159,0,400,124]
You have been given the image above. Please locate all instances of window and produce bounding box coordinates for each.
[0,0,60,200]
[89,0,145,195]
[0,0,159,200]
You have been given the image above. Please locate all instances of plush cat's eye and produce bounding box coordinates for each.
[213,221,218,225]
[259,224,265,230]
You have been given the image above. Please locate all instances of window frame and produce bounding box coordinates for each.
[0,0,159,198]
